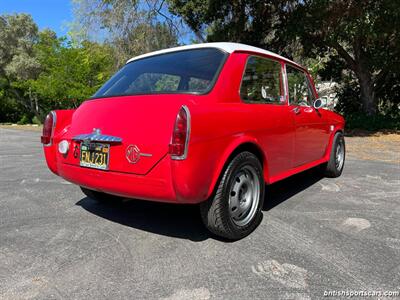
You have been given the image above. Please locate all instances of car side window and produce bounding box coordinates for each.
[240,56,284,104]
[286,65,315,106]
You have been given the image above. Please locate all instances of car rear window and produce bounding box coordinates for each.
[92,48,227,98]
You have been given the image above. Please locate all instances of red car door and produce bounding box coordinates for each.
[239,55,294,177]
[286,65,330,167]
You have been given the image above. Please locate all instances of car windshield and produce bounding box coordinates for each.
[92,48,227,98]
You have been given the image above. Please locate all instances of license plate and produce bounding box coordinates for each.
[80,142,110,170]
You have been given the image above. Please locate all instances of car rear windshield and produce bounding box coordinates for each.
[92,48,227,98]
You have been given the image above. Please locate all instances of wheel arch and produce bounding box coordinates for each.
[206,138,269,199]
[324,127,345,161]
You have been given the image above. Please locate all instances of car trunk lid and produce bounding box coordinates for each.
[65,95,189,175]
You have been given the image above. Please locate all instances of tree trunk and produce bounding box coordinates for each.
[355,67,377,116]
[329,40,377,116]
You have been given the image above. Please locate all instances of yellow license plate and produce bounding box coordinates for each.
[80,142,110,170]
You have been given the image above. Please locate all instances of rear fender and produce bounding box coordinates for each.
[206,136,268,199]
[43,109,75,175]
[52,109,75,141]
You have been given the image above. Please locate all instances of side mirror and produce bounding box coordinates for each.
[313,98,324,110]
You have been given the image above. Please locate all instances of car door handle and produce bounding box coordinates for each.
[303,107,314,113]
[292,107,301,114]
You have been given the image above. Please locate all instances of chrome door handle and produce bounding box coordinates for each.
[303,107,314,113]
[292,107,301,114]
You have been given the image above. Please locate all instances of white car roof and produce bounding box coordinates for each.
[126,42,303,69]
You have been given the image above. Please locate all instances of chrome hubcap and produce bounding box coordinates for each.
[229,165,260,227]
[335,139,345,171]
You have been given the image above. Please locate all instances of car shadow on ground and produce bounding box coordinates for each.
[263,166,324,211]
[76,166,324,241]
[76,197,210,242]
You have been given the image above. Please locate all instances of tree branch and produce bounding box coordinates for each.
[327,40,357,72]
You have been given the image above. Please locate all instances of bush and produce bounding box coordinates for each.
[345,113,400,131]
[17,115,31,125]
[334,81,362,116]
[335,79,400,131]
[32,116,41,125]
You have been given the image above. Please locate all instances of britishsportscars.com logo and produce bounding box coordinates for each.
[323,290,400,298]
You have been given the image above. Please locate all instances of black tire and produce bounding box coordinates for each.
[80,187,123,203]
[323,132,346,178]
[200,151,265,240]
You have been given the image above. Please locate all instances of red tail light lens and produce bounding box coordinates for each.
[169,106,190,159]
[41,111,56,145]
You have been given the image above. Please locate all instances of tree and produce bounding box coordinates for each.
[283,0,400,116]
[168,0,284,48]
[71,0,179,67]
[0,13,116,122]
[29,31,115,113]
[0,14,41,119]
[168,0,400,116]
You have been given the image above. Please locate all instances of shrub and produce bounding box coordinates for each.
[17,115,30,125]
[32,116,41,125]
[345,113,400,131]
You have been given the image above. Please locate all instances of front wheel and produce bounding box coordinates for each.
[200,151,265,240]
[323,132,346,178]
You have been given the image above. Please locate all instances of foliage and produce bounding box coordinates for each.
[345,113,400,131]
[168,0,283,47]
[0,7,179,123]
[0,14,114,122]
[0,14,41,121]
[168,0,400,119]
[71,0,179,67]
[1,1,399,131]
[282,0,400,116]
[17,115,30,125]
[32,115,41,125]
[29,33,115,111]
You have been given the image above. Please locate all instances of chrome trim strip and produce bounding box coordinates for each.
[140,153,152,157]
[171,105,191,160]
[43,111,57,147]
[73,130,123,143]
[125,144,153,164]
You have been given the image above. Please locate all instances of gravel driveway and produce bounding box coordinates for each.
[0,128,399,299]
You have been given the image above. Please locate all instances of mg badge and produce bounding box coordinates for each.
[126,145,152,164]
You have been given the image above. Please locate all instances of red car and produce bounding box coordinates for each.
[41,43,345,240]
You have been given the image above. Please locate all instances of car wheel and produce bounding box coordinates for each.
[200,151,265,240]
[80,187,123,203]
[323,132,345,178]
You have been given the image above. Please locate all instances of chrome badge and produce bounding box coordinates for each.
[93,128,101,135]
[126,145,152,164]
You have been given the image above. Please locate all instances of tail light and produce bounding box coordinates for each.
[169,105,190,160]
[41,111,56,146]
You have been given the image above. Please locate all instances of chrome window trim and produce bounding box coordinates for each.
[282,63,288,104]
[286,64,315,107]
[171,105,191,160]
[43,111,57,147]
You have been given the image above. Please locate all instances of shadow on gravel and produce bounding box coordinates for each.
[263,166,324,211]
[76,197,211,242]
[76,166,324,241]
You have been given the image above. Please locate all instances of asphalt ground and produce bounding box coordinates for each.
[0,128,399,299]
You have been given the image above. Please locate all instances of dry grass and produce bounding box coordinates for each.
[346,132,400,164]
[0,124,42,132]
